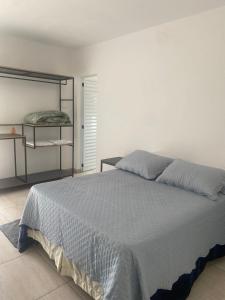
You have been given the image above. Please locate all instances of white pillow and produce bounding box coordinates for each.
[157,159,225,200]
[116,150,173,180]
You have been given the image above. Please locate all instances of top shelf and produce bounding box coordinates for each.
[0,123,73,128]
[24,123,73,128]
[0,65,73,83]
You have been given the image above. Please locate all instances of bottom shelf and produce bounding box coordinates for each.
[0,169,73,190]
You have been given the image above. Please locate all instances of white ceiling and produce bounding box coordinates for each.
[0,0,225,49]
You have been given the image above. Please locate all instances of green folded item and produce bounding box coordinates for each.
[24,110,71,125]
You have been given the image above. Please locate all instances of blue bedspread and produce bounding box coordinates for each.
[19,170,225,300]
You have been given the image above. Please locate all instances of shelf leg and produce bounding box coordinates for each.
[72,77,75,177]
[24,137,28,183]
[13,139,17,177]
[33,126,36,149]
[22,124,24,145]
[59,82,62,173]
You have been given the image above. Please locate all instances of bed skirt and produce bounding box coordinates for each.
[19,225,225,300]
[27,229,103,300]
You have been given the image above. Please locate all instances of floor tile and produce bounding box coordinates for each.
[0,213,9,225]
[68,281,93,300]
[0,204,24,221]
[0,188,28,221]
[0,188,29,208]
[211,256,225,272]
[34,244,70,282]
[0,232,21,264]
[39,283,87,300]
[188,265,225,300]
[34,243,56,268]
[0,248,65,300]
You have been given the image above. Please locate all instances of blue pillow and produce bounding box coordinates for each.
[157,159,225,200]
[116,150,173,180]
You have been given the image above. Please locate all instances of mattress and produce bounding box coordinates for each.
[19,169,225,300]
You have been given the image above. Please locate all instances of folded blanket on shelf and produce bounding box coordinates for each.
[24,110,71,125]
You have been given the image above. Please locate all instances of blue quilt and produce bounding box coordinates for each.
[19,170,225,300]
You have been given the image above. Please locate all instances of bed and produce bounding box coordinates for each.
[18,167,225,300]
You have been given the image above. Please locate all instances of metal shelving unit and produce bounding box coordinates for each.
[0,66,75,190]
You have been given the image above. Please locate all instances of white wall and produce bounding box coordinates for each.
[1,6,225,178]
[73,6,225,170]
[0,36,75,178]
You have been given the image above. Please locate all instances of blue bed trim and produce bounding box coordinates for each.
[151,244,225,300]
[18,225,225,300]
[18,224,33,252]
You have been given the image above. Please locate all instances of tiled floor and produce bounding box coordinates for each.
[0,186,225,299]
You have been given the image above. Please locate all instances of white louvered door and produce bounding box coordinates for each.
[82,76,97,171]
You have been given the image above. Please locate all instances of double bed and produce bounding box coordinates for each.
[18,167,225,300]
